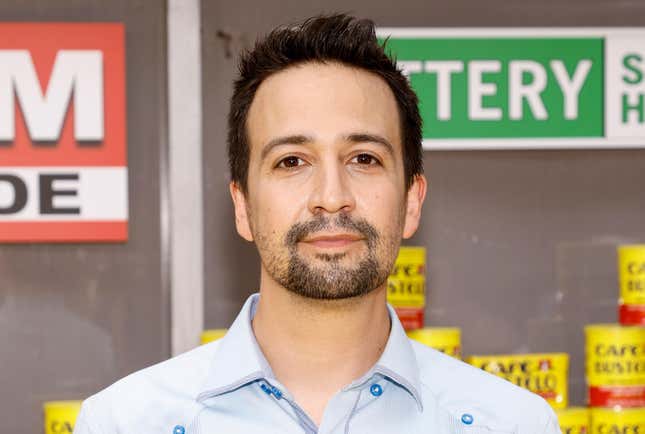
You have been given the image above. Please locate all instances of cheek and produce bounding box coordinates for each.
[252,184,303,238]
[357,183,405,230]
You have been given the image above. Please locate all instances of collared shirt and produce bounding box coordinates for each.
[74,293,560,434]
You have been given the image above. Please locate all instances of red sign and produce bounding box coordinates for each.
[0,23,127,242]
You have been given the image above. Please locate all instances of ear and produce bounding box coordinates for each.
[229,181,254,242]
[402,174,427,239]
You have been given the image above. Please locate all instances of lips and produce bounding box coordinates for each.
[301,233,365,248]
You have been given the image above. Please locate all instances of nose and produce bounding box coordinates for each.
[307,159,356,215]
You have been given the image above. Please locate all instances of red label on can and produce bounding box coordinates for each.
[619,304,645,326]
[588,385,645,407]
[394,307,424,331]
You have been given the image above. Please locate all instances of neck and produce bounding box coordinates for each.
[251,267,391,422]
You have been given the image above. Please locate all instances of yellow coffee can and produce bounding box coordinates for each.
[407,327,461,359]
[387,246,425,331]
[586,324,645,407]
[467,353,569,409]
[43,400,82,434]
[555,407,590,434]
[200,329,227,344]
[590,407,645,434]
[618,245,645,325]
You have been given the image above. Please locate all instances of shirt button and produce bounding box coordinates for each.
[461,413,474,425]
[173,425,185,434]
[369,383,383,397]
[271,386,283,399]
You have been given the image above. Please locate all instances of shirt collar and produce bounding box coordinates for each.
[196,293,423,411]
[340,303,423,411]
[196,294,272,402]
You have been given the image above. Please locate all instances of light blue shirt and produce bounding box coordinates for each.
[74,293,560,434]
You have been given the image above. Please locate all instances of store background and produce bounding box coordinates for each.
[1,0,644,432]
[0,1,170,433]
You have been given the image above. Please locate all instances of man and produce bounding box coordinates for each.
[75,14,560,434]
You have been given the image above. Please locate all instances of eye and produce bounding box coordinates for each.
[351,153,380,166]
[276,155,304,169]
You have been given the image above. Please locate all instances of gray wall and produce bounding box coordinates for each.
[0,1,169,433]
[200,0,645,408]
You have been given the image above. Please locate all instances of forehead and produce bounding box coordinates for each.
[246,62,402,157]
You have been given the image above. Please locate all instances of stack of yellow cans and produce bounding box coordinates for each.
[576,244,645,430]
[581,246,645,408]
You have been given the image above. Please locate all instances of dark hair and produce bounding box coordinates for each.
[227,13,423,193]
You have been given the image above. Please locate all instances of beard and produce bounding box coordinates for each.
[262,212,396,300]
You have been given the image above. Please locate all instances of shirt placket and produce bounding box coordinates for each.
[318,375,390,434]
[257,380,319,434]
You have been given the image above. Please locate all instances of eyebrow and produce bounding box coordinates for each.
[344,133,395,157]
[259,132,395,161]
[260,134,313,161]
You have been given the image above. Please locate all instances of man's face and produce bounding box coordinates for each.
[230,62,426,300]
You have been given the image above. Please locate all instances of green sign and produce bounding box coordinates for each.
[377,29,645,149]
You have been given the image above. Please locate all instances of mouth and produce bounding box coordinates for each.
[300,233,365,249]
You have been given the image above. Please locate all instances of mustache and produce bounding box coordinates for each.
[285,213,379,249]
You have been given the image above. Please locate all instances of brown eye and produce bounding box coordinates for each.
[353,153,379,165]
[277,156,303,168]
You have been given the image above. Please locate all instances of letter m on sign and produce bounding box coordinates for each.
[0,50,103,142]
[0,23,127,243]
